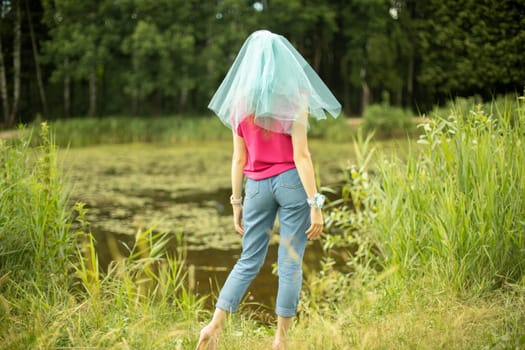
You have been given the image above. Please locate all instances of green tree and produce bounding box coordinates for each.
[122,20,194,115]
[337,0,403,114]
[413,0,525,105]
[115,0,197,115]
[26,0,524,120]
[42,0,121,117]
[260,0,338,83]
[0,0,22,127]
[25,0,48,117]
[198,0,264,108]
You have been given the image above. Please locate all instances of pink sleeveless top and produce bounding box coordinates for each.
[237,116,295,180]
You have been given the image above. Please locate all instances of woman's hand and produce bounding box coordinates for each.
[306,207,323,240]
[233,204,244,235]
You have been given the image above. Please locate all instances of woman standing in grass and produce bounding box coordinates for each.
[198,30,341,350]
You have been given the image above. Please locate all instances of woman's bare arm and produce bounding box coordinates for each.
[291,110,323,240]
[231,130,247,235]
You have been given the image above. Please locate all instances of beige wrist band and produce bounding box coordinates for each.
[230,195,243,205]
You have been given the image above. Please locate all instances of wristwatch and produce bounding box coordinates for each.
[307,193,325,209]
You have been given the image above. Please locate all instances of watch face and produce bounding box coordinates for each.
[316,194,325,207]
[309,193,325,208]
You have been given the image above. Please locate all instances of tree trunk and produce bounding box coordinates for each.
[131,91,138,115]
[25,0,48,117]
[340,54,352,115]
[88,67,97,117]
[407,52,414,108]
[150,90,160,117]
[64,59,70,118]
[396,79,403,107]
[360,67,370,115]
[343,81,352,116]
[178,89,188,113]
[313,34,322,72]
[8,0,21,126]
[0,33,10,126]
[402,0,415,108]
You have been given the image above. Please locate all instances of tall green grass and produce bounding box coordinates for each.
[300,96,525,349]
[0,123,73,292]
[374,96,525,292]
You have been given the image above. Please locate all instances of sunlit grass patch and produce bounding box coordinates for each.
[349,288,523,350]
[278,263,525,350]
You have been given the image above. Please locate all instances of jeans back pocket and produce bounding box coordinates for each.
[279,168,302,189]
[244,178,260,199]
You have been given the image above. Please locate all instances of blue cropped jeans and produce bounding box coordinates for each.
[216,168,310,317]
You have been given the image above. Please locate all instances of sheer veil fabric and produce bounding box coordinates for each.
[208,30,342,134]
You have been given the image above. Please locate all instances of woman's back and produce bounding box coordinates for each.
[237,115,295,180]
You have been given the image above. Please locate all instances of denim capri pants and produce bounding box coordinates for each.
[216,167,310,317]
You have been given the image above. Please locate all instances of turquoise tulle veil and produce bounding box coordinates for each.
[208,30,341,134]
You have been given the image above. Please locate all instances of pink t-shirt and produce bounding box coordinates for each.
[237,117,295,180]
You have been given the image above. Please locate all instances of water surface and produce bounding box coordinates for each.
[62,141,355,314]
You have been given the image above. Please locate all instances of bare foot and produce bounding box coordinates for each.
[272,339,285,350]
[196,324,221,350]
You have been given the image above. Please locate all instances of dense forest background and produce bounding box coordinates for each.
[0,0,524,127]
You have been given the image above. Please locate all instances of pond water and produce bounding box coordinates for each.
[61,140,357,317]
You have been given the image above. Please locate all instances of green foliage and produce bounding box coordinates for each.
[414,0,525,98]
[339,0,404,99]
[120,1,195,110]
[41,1,120,82]
[0,123,74,290]
[363,102,415,137]
[323,129,381,277]
[430,94,524,128]
[374,96,525,292]
[307,115,356,142]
